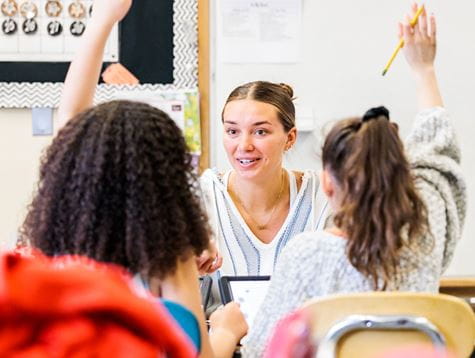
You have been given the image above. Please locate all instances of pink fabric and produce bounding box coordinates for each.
[263,310,316,358]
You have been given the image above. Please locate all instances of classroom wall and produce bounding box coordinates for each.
[209,0,475,274]
[0,109,58,250]
[0,0,472,275]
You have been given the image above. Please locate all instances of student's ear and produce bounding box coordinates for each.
[284,127,297,151]
[320,169,334,198]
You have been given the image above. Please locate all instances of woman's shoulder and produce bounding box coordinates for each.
[200,167,221,181]
[199,168,227,191]
[282,230,346,263]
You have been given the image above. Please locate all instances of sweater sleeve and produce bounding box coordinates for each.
[241,234,322,358]
[405,107,466,272]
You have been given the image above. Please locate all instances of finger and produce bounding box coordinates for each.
[211,254,223,268]
[215,256,223,269]
[197,256,211,271]
[196,256,207,269]
[429,13,436,42]
[410,12,421,38]
[402,15,414,44]
[418,7,428,38]
[398,22,403,39]
[204,262,214,273]
[410,3,419,25]
[411,2,418,17]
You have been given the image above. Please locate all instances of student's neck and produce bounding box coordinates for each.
[230,169,286,210]
[326,226,349,239]
[148,255,201,305]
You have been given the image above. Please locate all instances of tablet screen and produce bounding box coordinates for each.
[228,279,270,326]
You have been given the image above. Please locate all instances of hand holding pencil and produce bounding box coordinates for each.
[382,4,436,76]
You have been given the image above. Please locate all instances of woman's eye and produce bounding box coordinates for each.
[255,129,267,136]
[226,129,237,135]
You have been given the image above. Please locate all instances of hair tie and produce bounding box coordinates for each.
[362,106,390,122]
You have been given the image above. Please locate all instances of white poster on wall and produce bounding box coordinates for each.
[218,0,302,63]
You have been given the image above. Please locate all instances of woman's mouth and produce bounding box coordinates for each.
[237,158,260,166]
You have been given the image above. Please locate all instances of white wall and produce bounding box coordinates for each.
[210,0,475,274]
[0,109,58,249]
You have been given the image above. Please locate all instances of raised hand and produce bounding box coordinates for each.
[399,4,442,109]
[399,4,437,74]
[90,0,132,27]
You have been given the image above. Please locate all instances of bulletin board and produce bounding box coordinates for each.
[0,0,199,108]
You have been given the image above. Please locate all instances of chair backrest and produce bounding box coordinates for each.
[301,292,475,358]
[440,276,475,312]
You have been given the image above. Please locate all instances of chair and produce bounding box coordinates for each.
[300,292,475,358]
[440,276,475,312]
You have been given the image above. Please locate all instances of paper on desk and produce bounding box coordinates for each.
[218,0,302,63]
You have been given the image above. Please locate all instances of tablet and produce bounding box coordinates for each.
[219,276,271,326]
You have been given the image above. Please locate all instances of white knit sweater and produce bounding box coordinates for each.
[242,107,466,357]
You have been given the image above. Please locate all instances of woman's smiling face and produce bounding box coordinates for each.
[222,99,296,180]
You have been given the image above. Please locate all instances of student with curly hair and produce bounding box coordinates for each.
[19,0,247,357]
[243,6,466,356]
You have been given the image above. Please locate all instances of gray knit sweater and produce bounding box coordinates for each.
[242,107,466,357]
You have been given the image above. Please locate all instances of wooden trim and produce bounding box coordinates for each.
[198,0,210,172]
[440,277,475,288]
[439,277,475,300]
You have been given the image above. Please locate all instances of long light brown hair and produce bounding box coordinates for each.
[322,107,427,289]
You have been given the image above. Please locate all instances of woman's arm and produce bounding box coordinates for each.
[57,0,132,126]
[402,6,466,272]
[401,4,442,110]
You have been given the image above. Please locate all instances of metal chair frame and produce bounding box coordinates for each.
[316,314,447,358]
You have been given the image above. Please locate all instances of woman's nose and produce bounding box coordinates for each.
[238,135,254,151]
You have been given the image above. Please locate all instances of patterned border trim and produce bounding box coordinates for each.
[0,0,198,108]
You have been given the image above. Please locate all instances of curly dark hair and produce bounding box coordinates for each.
[20,100,210,279]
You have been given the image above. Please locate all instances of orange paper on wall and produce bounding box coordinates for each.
[102,63,139,85]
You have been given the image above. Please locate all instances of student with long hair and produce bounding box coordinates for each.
[19,0,248,356]
[243,7,466,356]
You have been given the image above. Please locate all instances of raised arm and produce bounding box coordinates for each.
[401,4,443,109]
[402,6,466,273]
[57,0,132,126]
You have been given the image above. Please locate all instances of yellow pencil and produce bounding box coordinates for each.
[382,5,425,76]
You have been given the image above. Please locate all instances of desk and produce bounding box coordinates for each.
[439,277,475,312]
